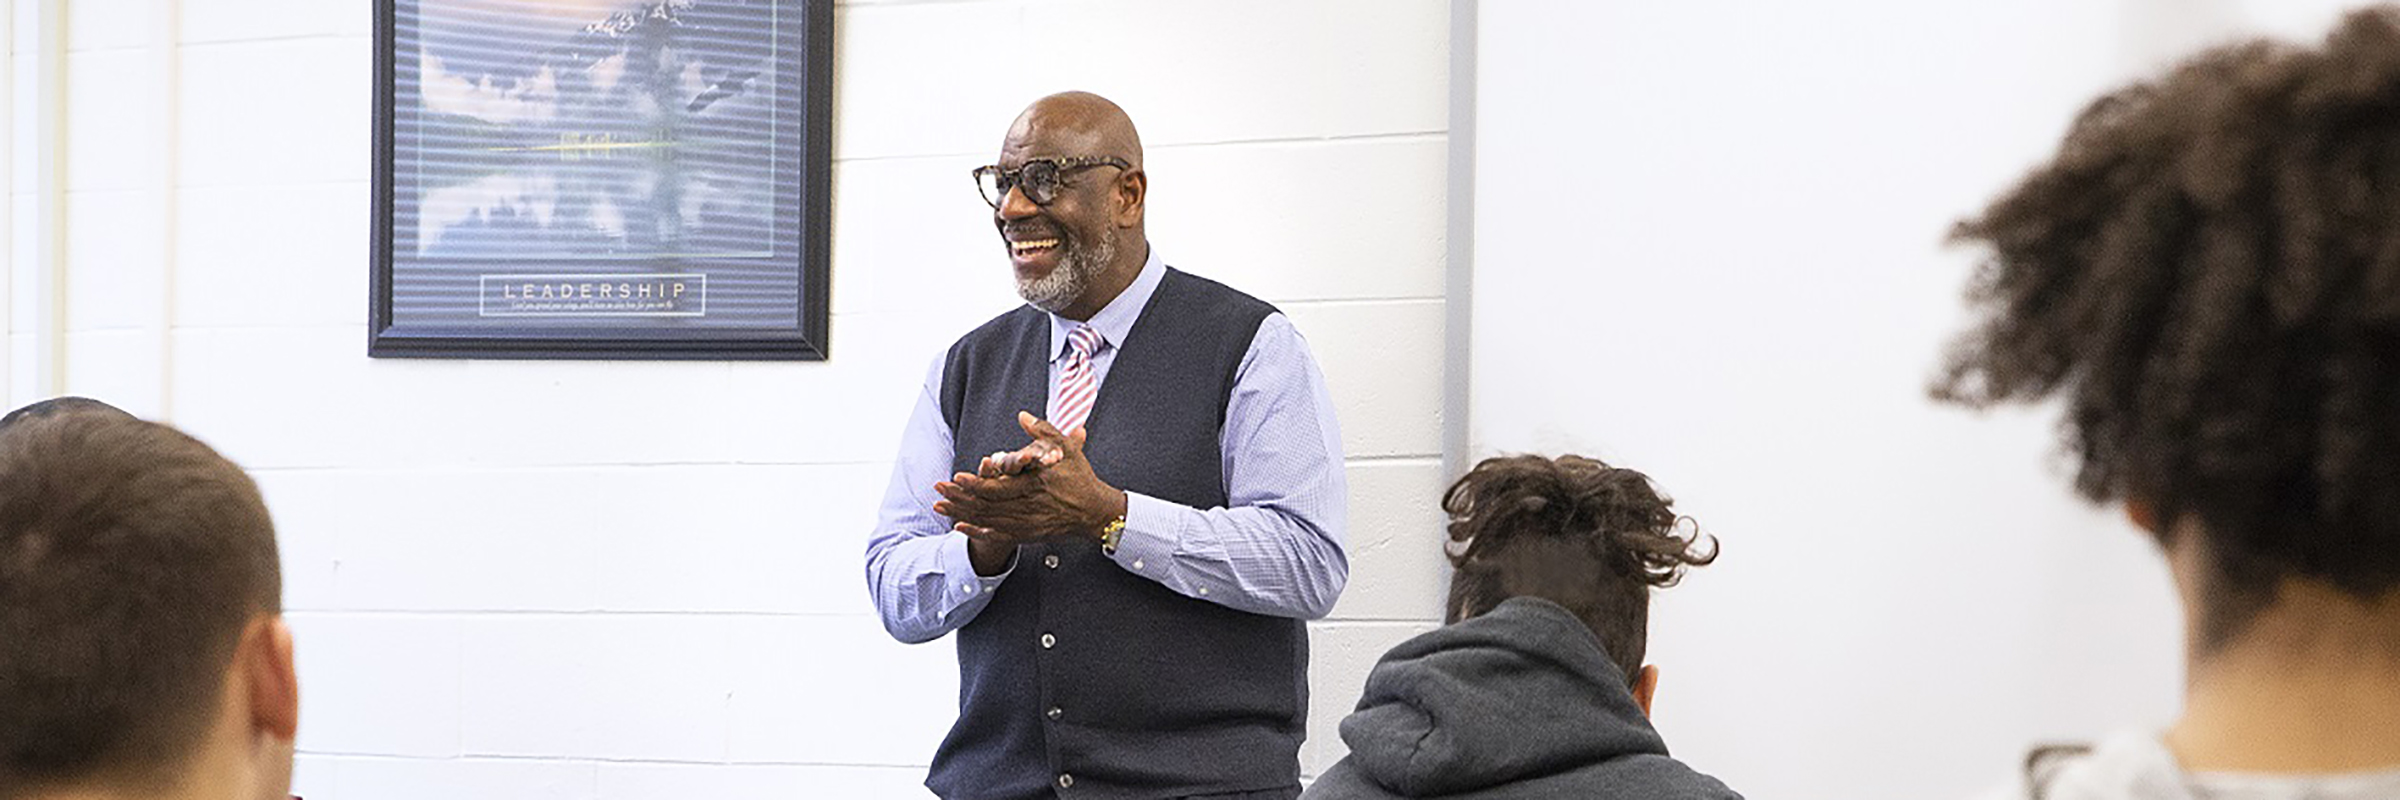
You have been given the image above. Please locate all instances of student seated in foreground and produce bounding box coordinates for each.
[1305,454,1739,799]
[1939,8,2400,798]
[0,413,299,800]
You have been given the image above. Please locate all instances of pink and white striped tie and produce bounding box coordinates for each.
[1051,325,1104,432]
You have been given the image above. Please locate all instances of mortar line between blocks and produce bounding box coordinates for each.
[835,131,1449,164]
[244,455,1431,474]
[181,33,368,50]
[297,751,931,770]
[282,609,885,620]
[281,611,1447,625]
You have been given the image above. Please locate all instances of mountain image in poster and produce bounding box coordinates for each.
[402,0,782,261]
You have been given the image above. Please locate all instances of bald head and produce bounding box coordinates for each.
[988,91,1152,321]
[1002,91,1144,169]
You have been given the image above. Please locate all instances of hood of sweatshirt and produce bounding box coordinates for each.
[1310,596,1741,799]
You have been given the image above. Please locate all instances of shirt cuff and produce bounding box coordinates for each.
[1112,492,1182,579]
[942,533,1012,602]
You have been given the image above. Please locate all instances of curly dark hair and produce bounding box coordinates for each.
[1933,7,2400,647]
[1443,454,1718,678]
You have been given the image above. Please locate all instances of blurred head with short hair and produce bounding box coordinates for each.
[0,413,296,800]
[0,396,134,431]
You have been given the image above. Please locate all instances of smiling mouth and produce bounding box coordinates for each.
[1010,238,1061,256]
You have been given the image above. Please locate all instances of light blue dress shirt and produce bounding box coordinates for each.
[866,249,1350,645]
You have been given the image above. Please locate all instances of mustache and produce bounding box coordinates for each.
[1002,222,1065,240]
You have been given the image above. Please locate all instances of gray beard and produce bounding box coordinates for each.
[1017,234,1116,314]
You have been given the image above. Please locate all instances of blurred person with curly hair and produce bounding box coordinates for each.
[1938,7,2400,799]
[1303,455,1738,799]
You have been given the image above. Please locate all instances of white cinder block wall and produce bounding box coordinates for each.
[3,1,1452,797]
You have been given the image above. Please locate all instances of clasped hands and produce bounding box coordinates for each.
[934,411,1128,575]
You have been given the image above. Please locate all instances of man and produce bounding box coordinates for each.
[0,413,299,800]
[1305,455,1739,799]
[864,92,1349,800]
[1936,8,2400,798]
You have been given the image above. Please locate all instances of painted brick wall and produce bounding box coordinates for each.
[7,1,1453,797]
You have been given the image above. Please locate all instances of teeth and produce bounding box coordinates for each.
[1011,239,1060,253]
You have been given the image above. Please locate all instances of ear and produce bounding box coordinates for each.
[240,616,300,742]
[1112,169,1147,228]
[1630,664,1660,718]
[2126,497,2163,534]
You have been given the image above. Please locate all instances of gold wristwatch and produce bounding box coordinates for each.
[1099,516,1127,555]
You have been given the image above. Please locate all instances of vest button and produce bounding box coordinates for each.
[1043,554,1061,569]
[1040,633,1057,649]
[1046,706,1063,721]
[1057,774,1074,789]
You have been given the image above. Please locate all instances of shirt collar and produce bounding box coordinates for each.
[1049,245,1164,363]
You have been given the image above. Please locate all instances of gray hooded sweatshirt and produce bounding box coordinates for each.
[1303,597,1741,800]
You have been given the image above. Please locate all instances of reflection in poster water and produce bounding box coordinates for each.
[405,0,778,261]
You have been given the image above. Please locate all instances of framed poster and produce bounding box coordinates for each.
[371,0,833,359]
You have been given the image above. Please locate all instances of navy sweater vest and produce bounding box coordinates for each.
[927,268,1308,800]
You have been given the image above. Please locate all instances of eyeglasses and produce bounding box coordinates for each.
[971,156,1132,208]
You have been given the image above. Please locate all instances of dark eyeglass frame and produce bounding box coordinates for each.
[971,156,1133,209]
